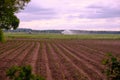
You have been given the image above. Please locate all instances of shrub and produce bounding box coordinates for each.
[0,29,6,42]
[6,65,45,80]
[102,53,120,80]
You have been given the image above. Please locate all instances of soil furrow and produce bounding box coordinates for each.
[36,42,47,78]
[0,41,24,59]
[15,42,35,65]
[60,42,104,69]
[42,42,53,80]
[30,42,40,74]
[51,43,85,80]
[0,41,20,53]
[47,43,67,80]
[21,42,36,65]
[56,43,105,80]
[52,42,91,80]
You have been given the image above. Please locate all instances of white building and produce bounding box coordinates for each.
[62,30,74,35]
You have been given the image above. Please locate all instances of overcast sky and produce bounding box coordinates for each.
[16,0,120,31]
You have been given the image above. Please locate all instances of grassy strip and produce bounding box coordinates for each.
[5,32,120,39]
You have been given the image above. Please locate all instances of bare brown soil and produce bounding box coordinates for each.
[0,39,120,80]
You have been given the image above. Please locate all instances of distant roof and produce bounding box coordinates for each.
[62,30,73,34]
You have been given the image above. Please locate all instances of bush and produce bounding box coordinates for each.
[0,29,6,42]
[102,53,120,80]
[6,65,45,80]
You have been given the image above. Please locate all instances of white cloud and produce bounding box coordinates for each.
[19,17,120,31]
[16,0,120,31]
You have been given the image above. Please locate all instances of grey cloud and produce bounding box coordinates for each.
[17,3,58,21]
[87,5,103,9]
[22,6,56,15]
[85,5,120,19]
[20,1,57,15]
[64,6,120,20]
[17,13,58,21]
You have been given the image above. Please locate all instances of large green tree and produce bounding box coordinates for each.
[0,0,30,42]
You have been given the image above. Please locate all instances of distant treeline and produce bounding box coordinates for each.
[4,28,120,34]
[4,28,64,34]
[70,30,120,34]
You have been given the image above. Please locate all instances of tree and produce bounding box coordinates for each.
[0,14,19,30]
[0,0,30,42]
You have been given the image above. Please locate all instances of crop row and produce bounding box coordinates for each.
[0,39,119,80]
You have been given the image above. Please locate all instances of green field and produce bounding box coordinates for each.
[4,32,120,39]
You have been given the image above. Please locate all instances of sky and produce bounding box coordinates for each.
[16,0,120,31]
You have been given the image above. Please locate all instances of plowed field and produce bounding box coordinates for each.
[0,39,120,80]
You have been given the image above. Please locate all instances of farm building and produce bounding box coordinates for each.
[62,30,74,35]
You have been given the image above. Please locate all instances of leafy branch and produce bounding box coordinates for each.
[102,53,120,80]
[6,65,45,80]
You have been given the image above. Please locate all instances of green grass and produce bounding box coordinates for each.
[4,32,120,39]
